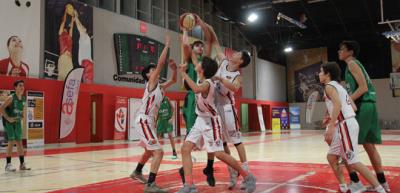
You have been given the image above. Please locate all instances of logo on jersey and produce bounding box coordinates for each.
[346,150,355,160]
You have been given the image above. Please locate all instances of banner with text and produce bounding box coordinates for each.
[114,96,128,140]
[26,91,44,148]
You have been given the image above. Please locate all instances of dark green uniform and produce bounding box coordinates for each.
[345,59,381,144]
[4,94,25,141]
[157,96,173,135]
[183,56,202,134]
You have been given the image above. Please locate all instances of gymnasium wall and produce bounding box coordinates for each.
[255,58,287,102]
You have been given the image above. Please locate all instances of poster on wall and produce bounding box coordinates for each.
[0,1,41,77]
[44,0,94,83]
[257,105,266,131]
[114,96,128,140]
[26,91,44,148]
[287,47,327,102]
[289,106,301,129]
[392,42,400,72]
[128,98,142,141]
[272,107,289,131]
[113,34,168,84]
[294,62,324,102]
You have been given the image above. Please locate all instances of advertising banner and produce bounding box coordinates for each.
[26,91,44,148]
[289,106,301,129]
[114,96,128,140]
[128,98,142,141]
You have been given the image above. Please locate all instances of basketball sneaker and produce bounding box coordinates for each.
[175,184,198,193]
[203,167,215,187]
[243,173,257,193]
[365,182,390,192]
[5,163,16,172]
[144,182,168,193]
[20,163,31,170]
[348,181,366,193]
[130,170,147,184]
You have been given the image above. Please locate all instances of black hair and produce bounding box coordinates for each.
[7,36,18,47]
[191,40,204,49]
[201,56,218,79]
[13,80,24,87]
[339,40,360,58]
[239,50,251,68]
[321,62,341,82]
[141,64,156,82]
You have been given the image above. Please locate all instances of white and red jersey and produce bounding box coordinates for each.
[324,81,356,121]
[195,79,218,117]
[137,82,164,118]
[0,57,29,77]
[215,59,240,106]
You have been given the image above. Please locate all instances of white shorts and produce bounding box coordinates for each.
[328,118,359,164]
[185,116,224,153]
[135,115,161,151]
[217,104,242,144]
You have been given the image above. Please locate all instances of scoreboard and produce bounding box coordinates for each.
[114,33,168,83]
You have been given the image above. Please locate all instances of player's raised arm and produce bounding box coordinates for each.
[148,34,171,90]
[161,59,177,90]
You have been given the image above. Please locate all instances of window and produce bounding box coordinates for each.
[99,0,116,12]
[152,0,165,27]
[168,0,179,31]
[121,0,136,18]
[137,0,151,22]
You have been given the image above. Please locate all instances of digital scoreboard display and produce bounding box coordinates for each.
[114,33,168,83]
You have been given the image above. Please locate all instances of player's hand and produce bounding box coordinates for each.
[6,117,17,123]
[211,76,221,82]
[178,63,187,73]
[324,124,335,145]
[165,33,171,47]
[169,59,177,70]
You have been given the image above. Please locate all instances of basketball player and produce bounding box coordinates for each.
[156,96,177,159]
[57,6,75,81]
[319,62,386,193]
[339,41,390,192]
[74,10,94,83]
[0,36,29,77]
[0,80,30,172]
[176,55,256,193]
[178,14,217,187]
[203,21,251,189]
[129,34,177,193]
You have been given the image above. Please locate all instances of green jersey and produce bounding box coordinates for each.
[5,93,25,122]
[345,59,376,103]
[158,97,172,120]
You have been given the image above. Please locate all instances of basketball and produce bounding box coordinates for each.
[66,4,74,16]
[181,14,196,30]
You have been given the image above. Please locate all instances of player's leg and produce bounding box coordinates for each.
[167,132,177,159]
[131,149,152,183]
[203,152,215,186]
[5,124,16,172]
[327,154,348,192]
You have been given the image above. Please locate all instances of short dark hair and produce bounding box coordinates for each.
[191,40,204,49]
[7,36,18,47]
[141,64,156,82]
[340,40,360,58]
[321,62,341,82]
[13,80,24,87]
[201,56,218,79]
[239,50,251,68]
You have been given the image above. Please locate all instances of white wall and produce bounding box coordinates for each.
[0,0,41,77]
[256,58,287,102]
[373,79,400,121]
[93,8,182,91]
[241,56,255,98]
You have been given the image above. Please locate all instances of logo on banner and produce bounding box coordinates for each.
[115,107,127,132]
[59,68,84,139]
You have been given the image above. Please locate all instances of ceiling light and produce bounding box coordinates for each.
[247,13,258,23]
[284,46,293,53]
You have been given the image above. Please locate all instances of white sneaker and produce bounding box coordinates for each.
[130,171,147,184]
[366,183,390,192]
[339,184,349,193]
[243,173,257,193]
[227,166,238,190]
[5,163,16,172]
[349,181,366,193]
[240,163,249,190]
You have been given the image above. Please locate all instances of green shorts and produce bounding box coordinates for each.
[183,91,197,134]
[5,122,22,141]
[356,102,382,144]
[157,119,173,135]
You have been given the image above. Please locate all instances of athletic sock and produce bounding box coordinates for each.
[206,159,214,170]
[377,172,386,184]
[135,163,144,173]
[148,172,156,184]
[19,156,24,164]
[349,172,360,183]
[6,157,11,164]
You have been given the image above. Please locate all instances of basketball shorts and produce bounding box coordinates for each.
[4,122,22,141]
[356,102,382,144]
[135,115,161,151]
[185,116,224,153]
[217,104,242,144]
[328,117,360,165]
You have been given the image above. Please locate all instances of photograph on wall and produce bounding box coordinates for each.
[0,1,41,77]
[392,41,400,72]
[294,62,324,102]
[113,33,168,84]
[287,47,327,102]
[44,0,93,83]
